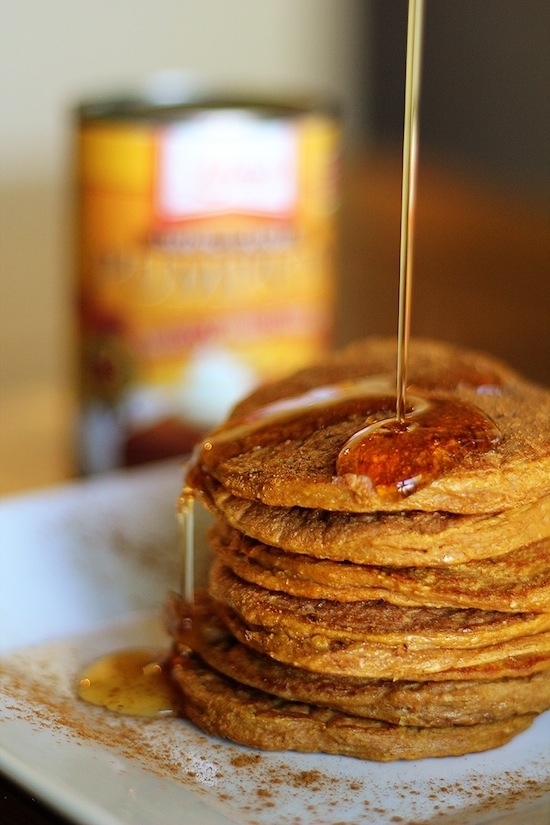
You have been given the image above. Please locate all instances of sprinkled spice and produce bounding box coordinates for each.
[1,636,548,825]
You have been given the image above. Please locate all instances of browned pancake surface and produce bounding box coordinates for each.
[170,593,550,727]
[209,563,550,680]
[200,475,550,566]
[191,339,550,514]
[210,521,550,612]
[220,602,550,681]
[210,562,550,647]
[171,652,535,761]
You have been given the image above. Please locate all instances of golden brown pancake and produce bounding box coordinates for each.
[210,562,550,647]
[171,652,536,761]
[199,475,550,567]
[171,337,550,760]
[209,563,550,680]
[190,338,550,514]
[219,602,550,681]
[210,521,550,612]
[167,593,550,727]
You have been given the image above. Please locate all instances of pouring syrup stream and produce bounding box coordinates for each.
[396,0,425,423]
[192,0,498,503]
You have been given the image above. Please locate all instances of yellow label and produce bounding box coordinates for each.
[77,107,339,469]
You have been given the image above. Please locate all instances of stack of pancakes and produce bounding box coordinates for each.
[167,338,550,760]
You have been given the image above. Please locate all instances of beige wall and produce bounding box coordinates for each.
[0,0,368,392]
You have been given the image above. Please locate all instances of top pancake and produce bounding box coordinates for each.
[188,338,550,514]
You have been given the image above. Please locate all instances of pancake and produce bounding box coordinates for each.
[170,652,536,761]
[210,521,550,612]
[190,338,550,514]
[167,592,550,728]
[220,602,550,681]
[198,475,550,567]
[171,337,550,760]
[210,562,550,648]
[209,563,550,680]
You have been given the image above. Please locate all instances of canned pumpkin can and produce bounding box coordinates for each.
[75,94,339,472]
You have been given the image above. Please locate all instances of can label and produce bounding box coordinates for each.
[77,104,339,471]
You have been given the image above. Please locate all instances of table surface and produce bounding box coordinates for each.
[1,149,549,824]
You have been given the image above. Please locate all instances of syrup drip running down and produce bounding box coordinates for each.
[177,485,196,608]
[75,487,197,718]
[175,483,198,649]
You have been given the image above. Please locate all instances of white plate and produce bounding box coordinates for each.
[1,461,549,825]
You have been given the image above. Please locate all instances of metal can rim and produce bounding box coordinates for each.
[76,90,339,124]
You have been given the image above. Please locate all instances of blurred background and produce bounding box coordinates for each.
[1,0,549,494]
